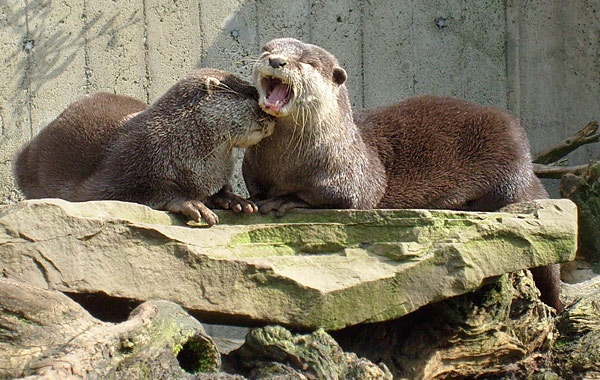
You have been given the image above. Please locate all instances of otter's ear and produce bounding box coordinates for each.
[203,77,221,96]
[332,67,347,86]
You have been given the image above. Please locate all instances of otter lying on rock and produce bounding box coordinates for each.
[15,68,274,226]
[242,38,562,311]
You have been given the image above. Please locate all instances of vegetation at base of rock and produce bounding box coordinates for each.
[177,338,221,374]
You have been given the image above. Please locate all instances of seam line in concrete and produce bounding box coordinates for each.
[142,0,150,104]
[359,0,365,108]
[198,0,205,68]
[410,0,417,95]
[0,106,5,137]
[560,2,568,140]
[461,0,466,100]
[83,0,91,94]
[309,0,313,42]
[505,0,520,118]
[253,0,259,54]
[24,0,34,139]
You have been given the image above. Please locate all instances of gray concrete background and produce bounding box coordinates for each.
[1,0,598,202]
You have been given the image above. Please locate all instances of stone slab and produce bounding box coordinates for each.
[0,198,577,330]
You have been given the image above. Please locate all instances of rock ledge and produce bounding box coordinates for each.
[0,198,577,330]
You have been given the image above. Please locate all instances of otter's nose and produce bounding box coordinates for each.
[268,57,287,69]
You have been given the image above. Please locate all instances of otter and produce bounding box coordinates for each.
[16,68,274,226]
[242,38,561,311]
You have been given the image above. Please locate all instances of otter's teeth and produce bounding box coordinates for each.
[265,80,290,112]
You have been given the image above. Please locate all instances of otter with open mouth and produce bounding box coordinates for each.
[244,38,386,214]
[242,38,561,311]
[16,68,274,226]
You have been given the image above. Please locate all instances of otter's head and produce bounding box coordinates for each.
[171,68,275,149]
[253,38,348,118]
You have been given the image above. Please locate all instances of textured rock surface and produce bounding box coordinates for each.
[0,278,220,380]
[0,198,576,330]
[234,326,392,380]
[334,271,556,380]
[553,277,600,379]
[0,278,389,380]
[560,169,600,261]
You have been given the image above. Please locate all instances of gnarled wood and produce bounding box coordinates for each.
[553,285,600,379]
[234,326,392,380]
[333,271,556,380]
[560,163,600,261]
[533,121,599,164]
[533,162,599,179]
[0,278,220,380]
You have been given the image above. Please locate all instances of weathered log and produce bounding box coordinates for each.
[0,277,398,380]
[533,121,599,164]
[333,271,556,380]
[553,282,600,379]
[0,278,220,380]
[530,119,600,261]
[559,163,600,261]
[233,326,392,380]
[533,162,598,179]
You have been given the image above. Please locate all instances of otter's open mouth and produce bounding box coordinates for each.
[260,75,293,114]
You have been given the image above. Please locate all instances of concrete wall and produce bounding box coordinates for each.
[1,0,598,202]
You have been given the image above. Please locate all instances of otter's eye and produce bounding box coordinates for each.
[304,59,318,68]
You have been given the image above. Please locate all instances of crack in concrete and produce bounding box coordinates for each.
[410,0,417,95]
[0,106,5,137]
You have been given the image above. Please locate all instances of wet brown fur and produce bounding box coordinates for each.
[244,38,561,311]
[15,68,273,225]
[15,93,148,200]
[358,96,548,211]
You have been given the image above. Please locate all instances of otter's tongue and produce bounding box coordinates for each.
[265,82,290,112]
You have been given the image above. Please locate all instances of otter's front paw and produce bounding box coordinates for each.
[166,199,219,226]
[257,195,310,217]
[210,191,258,214]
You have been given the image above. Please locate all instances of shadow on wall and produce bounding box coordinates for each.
[3,0,141,139]
[4,0,593,202]
[4,0,510,136]
[195,0,365,108]
[195,1,259,81]
[196,0,509,111]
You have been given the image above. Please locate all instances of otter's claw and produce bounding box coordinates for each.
[166,199,219,226]
[210,190,258,214]
[257,195,310,216]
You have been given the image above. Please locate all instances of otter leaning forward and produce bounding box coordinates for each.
[16,68,274,226]
[242,38,561,310]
